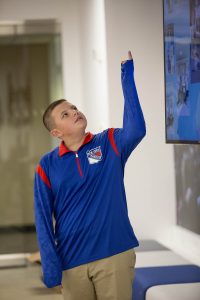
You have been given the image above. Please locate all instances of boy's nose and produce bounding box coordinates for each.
[73,110,78,116]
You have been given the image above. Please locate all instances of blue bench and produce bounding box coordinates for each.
[132,264,200,300]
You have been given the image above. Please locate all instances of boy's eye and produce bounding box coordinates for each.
[62,113,68,117]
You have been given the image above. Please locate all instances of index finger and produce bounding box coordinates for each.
[128,50,133,60]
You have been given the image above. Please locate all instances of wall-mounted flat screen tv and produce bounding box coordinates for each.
[163,0,200,144]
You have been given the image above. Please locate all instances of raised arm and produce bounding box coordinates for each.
[110,51,146,164]
[34,157,62,288]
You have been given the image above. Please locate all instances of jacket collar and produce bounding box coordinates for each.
[59,132,94,156]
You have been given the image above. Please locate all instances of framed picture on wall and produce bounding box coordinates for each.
[174,144,200,234]
[163,0,200,144]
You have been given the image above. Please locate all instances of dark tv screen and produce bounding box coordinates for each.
[163,0,200,144]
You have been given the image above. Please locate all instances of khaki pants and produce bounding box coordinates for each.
[61,248,136,300]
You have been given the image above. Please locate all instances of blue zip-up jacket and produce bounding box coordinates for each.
[34,59,146,288]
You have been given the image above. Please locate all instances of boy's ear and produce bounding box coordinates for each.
[50,128,63,139]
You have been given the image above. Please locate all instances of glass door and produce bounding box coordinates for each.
[0,20,63,264]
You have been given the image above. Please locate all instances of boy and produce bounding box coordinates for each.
[34,50,146,300]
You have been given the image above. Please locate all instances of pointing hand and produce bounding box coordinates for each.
[121,50,133,64]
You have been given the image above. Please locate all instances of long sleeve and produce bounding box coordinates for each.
[34,158,62,288]
[112,59,146,164]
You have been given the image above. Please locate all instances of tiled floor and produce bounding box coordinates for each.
[0,263,63,300]
[0,230,38,254]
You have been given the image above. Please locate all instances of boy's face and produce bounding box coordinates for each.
[50,101,87,139]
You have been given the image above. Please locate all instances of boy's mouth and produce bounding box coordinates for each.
[75,116,83,123]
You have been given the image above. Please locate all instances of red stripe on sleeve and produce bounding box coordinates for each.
[36,164,51,189]
[108,128,120,157]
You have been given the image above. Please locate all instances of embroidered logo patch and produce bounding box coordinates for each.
[86,146,103,164]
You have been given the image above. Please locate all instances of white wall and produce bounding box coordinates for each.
[78,0,109,133]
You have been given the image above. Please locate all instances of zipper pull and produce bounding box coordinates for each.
[75,151,83,177]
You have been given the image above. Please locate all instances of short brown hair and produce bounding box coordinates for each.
[43,99,67,131]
